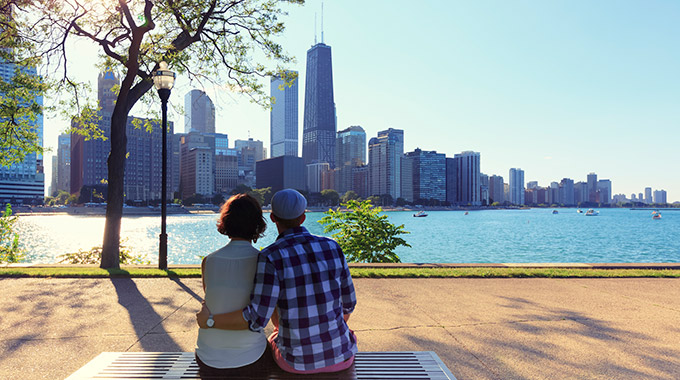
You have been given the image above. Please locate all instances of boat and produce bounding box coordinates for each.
[552,210,559,214]
[464,211,469,215]
[577,209,583,214]
[413,210,428,217]
[652,210,662,220]
[585,209,599,216]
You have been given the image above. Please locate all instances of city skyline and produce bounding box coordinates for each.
[39,0,680,201]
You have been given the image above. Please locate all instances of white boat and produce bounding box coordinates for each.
[585,209,599,216]
[577,209,583,214]
[413,210,428,217]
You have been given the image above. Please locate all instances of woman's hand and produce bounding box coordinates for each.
[196,301,211,328]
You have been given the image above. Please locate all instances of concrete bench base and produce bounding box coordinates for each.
[66,351,456,379]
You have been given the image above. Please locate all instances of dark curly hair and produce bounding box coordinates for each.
[216,193,266,242]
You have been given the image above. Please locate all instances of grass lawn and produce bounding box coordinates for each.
[1,266,679,278]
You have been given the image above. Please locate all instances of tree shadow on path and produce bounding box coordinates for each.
[111,278,182,351]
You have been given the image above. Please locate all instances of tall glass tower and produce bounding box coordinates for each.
[335,126,366,194]
[270,71,298,158]
[509,168,525,205]
[368,128,404,200]
[302,43,336,167]
[184,89,215,134]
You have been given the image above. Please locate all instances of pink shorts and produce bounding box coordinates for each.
[268,329,356,374]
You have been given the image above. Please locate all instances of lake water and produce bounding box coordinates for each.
[14,208,680,264]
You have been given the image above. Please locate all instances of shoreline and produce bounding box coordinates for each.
[13,202,680,216]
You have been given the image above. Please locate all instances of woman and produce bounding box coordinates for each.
[195,193,269,374]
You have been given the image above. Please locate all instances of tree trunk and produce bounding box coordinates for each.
[100,107,127,269]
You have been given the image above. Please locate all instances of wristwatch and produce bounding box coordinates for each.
[206,314,215,328]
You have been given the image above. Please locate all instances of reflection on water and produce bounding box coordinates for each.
[15,208,680,264]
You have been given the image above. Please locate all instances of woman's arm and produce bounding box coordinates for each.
[201,257,207,293]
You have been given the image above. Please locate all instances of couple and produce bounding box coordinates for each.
[195,188,358,376]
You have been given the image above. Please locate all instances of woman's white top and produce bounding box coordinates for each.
[195,240,266,368]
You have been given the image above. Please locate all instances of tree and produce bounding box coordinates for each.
[211,193,225,206]
[0,204,24,263]
[318,199,411,263]
[321,189,339,206]
[0,5,49,168]
[231,184,253,195]
[380,194,394,206]
[184,193,207,206]
[367,195,380,205]
[341,190,359,203]
[9,0,303,268]
[249,187,273,206]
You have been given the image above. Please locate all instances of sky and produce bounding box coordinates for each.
[42,0,680,201]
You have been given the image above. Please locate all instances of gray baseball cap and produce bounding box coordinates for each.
[271,189,307,219]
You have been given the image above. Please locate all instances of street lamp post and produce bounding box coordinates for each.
[153,61,175,270]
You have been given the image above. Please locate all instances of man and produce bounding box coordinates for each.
[197,188,357,374]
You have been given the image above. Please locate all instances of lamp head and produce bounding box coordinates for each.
[153,61,175,91]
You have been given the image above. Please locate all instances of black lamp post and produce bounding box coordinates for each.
[153,61,175,270]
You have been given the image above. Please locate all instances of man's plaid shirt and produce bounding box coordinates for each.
[242,226,358,371]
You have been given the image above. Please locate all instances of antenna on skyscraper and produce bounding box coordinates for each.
[321,2,325,43]
[314,13,317,44]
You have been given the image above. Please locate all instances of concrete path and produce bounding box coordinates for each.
[1,277,679,379]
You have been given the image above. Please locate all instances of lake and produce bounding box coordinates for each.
[14,208,680,264]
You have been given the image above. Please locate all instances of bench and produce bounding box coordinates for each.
[66,351,457,379]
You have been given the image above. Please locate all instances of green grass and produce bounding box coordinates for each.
[349,267,680,278]
[1,266,679,278]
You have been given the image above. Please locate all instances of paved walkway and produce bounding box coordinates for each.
[1,277,679,379]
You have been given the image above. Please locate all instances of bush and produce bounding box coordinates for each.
[58,238,149,265]
[0,204,24,263]
[318,199,410,263]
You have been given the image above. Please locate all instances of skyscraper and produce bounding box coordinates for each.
[98,70,118,115]
[335,125,366,194]
[653,189,667,204]
[184,89,215,134]
[302,42,336,167]
[270,71,299,158]
[403,148,446,203]
[587,172,598,203]
[644,187,652,204]
[71,70,118,193]
[597,179,612,204]
[179,132,215,198]
[306,162,330,193]
[509,168,525,205]
[368,128,403,200]
[56,134,70,193]
[559,178,575,206]
[0,59,44,204]
[489,175,504,204]
[455,151,481,206]
[446,158,458,205]
[71,69,173,201]
[480,173,489,205]
[49,156,57,196]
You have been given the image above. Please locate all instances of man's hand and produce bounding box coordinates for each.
[196,301,211,329]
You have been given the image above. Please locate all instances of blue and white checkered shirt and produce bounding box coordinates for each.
[242,226,358,371]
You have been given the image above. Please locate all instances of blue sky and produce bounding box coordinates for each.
[44,0,680,201]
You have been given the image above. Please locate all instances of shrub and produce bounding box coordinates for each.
[58,238,149,265]
[319,199,410,263]
[0,204,24,263]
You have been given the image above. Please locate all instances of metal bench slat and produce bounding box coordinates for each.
[67,351,456,380]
